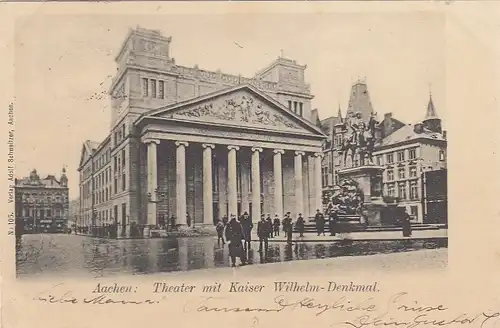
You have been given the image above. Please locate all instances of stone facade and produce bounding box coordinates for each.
[15,169,69,233]
[78,27,326,235]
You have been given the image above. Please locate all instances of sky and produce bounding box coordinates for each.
[14,8,446,199]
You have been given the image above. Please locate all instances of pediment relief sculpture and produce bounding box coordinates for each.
[173,93,302,130]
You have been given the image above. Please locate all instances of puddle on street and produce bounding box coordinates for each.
[16,234,447,278]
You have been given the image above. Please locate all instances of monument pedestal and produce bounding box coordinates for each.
[338,164,385,227]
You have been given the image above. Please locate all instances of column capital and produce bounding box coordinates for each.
[143,138,160,145]
[295,151,305,156]
[227,145,240,151]
[251,147,263,153]
[313,152,324,158]
[273,149,285,155]
[202,143,215,149]
[175,141,189,148]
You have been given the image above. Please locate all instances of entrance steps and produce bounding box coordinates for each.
[293,215,446,233]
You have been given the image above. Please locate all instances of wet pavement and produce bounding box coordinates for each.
[16,234,447,278]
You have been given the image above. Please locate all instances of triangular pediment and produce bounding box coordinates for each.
[148,85,325,136]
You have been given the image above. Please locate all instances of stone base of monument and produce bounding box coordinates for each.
[337,164,386,228]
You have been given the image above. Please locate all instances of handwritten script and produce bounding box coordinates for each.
[186,293,500,328]
[33,283,164,305]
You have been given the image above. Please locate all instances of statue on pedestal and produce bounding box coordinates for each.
[339,112,379,167]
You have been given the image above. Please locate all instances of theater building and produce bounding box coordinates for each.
[78,27,326,235]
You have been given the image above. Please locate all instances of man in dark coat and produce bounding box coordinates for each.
[266,214,273,238]
[257,215,270,252]
[240,212,253,250]
[225,214,247,267]
[315,209,325,236]
[283,213,290,237]
[329,208,338,236]
[285,217,293,244]
[401,208,412,237]
[296,213,305,237]
[216,220,225,246]
[273,215,281,236]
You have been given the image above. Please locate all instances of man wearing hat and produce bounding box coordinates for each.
[240,211,253,250]
[257,214,269,252]
[296,213,305,237]
[224,213,247,267]
[266,214,273,239]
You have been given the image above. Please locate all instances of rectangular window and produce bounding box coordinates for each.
[387,153,394,164]
[410,166,417,178]
[46,209,51,217]
[158,80,165,99]
[439,150,445,161]
[114,178,118,195]
[376,155,382,166]
[387,169,394,181]
[398,168,405,179]
[299,102,303,117]
[397,151,405,162]
[121,149,126,167]
[293,101,298,114]
[410,181,419,200]
[409,149,416,160]
[122,124,126,138]
[122,173,126,191]
[288,100,292,110]
[114,132,118,147]
[387,183,395,197]
[142,78,149,97]
[114,157,117,172]
[150,79,157,98]
[398,183,407,199]
[410,205,418,219]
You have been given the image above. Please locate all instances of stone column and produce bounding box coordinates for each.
[251,147,262,223]
[175,141,189,227]
[146,139,160,227]
[202,144,215,226]
[294,151,304,217]
[227,145,239,218]
[273,149,285,219]
[314,152,324,213]
[240,152,250,215]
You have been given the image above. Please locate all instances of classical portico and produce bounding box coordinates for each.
[135,84,326,228]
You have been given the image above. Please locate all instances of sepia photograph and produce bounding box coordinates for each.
[13,11,448,279]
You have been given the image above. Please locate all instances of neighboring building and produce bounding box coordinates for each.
[15,168,69,233]
[78,27,326,236]
[321,81,447,223]
[68,198,80,228]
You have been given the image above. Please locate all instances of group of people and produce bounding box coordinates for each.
[215,212,253,267]
[313,209,340,236]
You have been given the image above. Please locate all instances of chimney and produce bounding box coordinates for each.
[443,130,447,139]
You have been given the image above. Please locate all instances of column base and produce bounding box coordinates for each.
[201,224,217,234]
[176,224,189,231]
[143,226,151,238]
